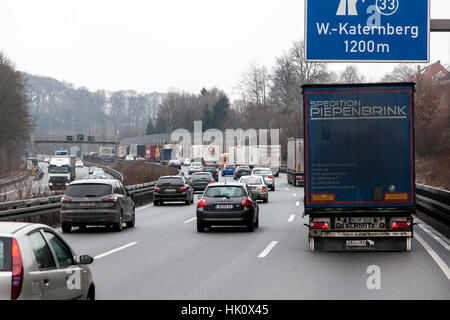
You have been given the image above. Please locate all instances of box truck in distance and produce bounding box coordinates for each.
[287,138,304,186]
[302,83,416,252]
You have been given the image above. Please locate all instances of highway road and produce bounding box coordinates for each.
[58,168,450,300]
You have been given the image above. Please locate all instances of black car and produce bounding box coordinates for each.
[168,159,182,170]
[233,166,252,180]
[203,166,219,181]
[189,172,214,192]
[154,176,194,206]
[196,183,259,232]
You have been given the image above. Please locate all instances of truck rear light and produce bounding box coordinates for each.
[103,196,118,202]
[198,198,207,207]
[154,187,161,192]
[11,238,24,300]
[179,187,187,192]
[310,222,329,229]
[241,198,252,207]
[296,176,303,180]
[61,196,72,203]
[392,221,411,229]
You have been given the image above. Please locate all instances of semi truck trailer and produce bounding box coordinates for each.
[302,83,416,252]
[287,138,304,186]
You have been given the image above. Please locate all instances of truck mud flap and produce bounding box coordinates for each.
[311,237,411,252]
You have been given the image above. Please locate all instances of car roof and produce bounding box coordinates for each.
[158,176,183,179]
[69,179,119,185]
[193,172,211,175]
[0,222,34,235]
[206,182,245,187]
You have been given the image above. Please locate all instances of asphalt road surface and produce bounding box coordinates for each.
[56,167,450,300]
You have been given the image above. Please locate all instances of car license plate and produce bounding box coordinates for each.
[215,204,233,209]
[79,202,95,207]
[165,189,176,192]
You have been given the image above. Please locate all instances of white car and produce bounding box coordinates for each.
[75,161,84,168]
[251,167,275,191]
[189,162,203,174]
[183,158,191,166]
[125,155,134,161]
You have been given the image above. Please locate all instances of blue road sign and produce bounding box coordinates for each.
[305,0,430,62]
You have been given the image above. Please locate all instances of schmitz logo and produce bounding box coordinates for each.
[346,239,375,247]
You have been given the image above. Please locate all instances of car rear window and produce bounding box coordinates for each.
[240,177,263,185]
[0,238,11,271]
[205,186,246,198]
[225,165,234,169]
[157,178,184,186]
[194,173,211,179]
[66,184,112,197]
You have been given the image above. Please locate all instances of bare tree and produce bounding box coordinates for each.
[340,65,366,83]
[381,64,417,82]
[236,63,270,106]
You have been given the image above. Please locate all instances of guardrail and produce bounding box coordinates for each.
[0,171,29,187]
[83,161,124,182]
[416,184,450,224]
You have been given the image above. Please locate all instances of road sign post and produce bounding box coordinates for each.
[305,0,430,62]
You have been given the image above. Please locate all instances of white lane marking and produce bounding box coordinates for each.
[292,193,297,197]
[414,217,450,251]
[296,201,300,207]
[184,217,197,224]
[258,241,278,258]
[94,242,138,260]
[288,215,295,222]
[415,234,450,280]
[136,204,154,211]
[284,187,289,191]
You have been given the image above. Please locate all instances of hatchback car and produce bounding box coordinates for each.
[60,179,135,233]
[196,183,259,232]
[222,164,236,176]
[239,175,269,203]
[189,162,203,175]
[189,172,214,192]
[0,222,95,300]
[252,167,275,191]
[154,176,194,206]
[233,166,252,180]
[203,166,219,182]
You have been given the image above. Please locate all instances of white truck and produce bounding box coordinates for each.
[287,137,304,186]
[99,147,116,161]
[48,155,76,190]
[191,144,220,166]
[229,145,281,170]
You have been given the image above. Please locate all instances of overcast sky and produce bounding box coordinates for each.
[1,0,449,99]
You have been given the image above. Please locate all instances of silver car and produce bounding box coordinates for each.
[60,179,135,233]
[239,175,269,203]
[251,167,276,191]
[0,222,95,300]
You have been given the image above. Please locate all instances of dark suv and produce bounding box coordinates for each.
[196,183,259,232]
[60,179,135,233]
[233,166,252,180]
[203,166,219,181]
[154,176,193,205]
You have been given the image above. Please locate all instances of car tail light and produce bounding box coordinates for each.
[268,176,274,179]
[198,198,207,207]
[262,187,267,193]
[179,187,187,192]
[210,179,214,183]
[11,238,23,300]
[103,196,118,202]
[215,169,218,174]
[241,198,252,207]
[154,187,161,192]
[189,179,193,184]
[392,221,411,229]
[61,196,72,203]
[310,222,329,229]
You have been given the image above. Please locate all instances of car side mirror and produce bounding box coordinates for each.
[127,191,133,197]
[75,255,94,265]
[197,195,203,200]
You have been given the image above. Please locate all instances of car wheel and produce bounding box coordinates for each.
[61,223,71,233]
[271,186,275,191]
[79,225,88,231]
[86,286,95,300]
[254,215,259,228]
[263,198,268,203]
[197,221,206,232]
[247,219,255,232]
[126,208,135,228]
[114,214,123,232]
[185,200,190,205]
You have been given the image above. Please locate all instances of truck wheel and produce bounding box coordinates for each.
[61,223,71,233]
[309,237,315,252]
